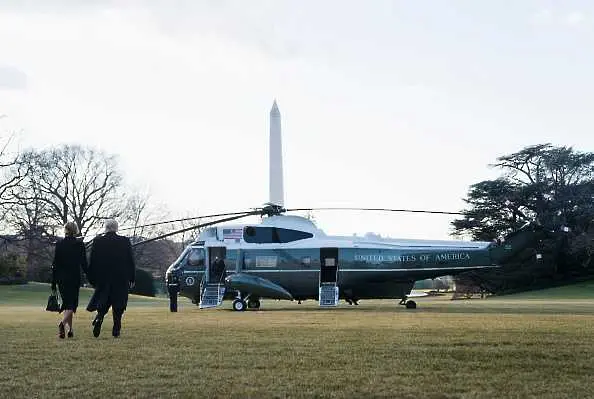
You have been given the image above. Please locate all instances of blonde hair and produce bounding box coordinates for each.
[104,219,119,233]
[64,221,79,237]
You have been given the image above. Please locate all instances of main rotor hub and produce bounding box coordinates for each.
[259,203,286,217]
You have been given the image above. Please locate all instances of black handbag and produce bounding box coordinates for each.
[46,290,61,312]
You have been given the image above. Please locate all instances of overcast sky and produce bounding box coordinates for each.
[1,1,593,240]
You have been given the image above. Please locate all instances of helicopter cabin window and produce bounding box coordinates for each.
[255,256,277,268]
[324,258,335,267]
[243,226,313,243]
[301,256,311,267]
[186,248,205,268]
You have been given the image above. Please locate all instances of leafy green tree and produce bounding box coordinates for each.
[452,144,594,294]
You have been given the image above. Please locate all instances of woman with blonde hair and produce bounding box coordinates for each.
[51,221,89,339]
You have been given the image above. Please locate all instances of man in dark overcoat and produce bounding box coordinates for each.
[87,219,136,338]
[212,256,226,282]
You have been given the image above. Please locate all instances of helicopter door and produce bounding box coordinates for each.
[319,248,339,307]
[199,247,227,309]
[207,247,227,283]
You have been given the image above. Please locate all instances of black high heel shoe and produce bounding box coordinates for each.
[58,322,65,339]
[67,330,74,338]
[92,315,103,338]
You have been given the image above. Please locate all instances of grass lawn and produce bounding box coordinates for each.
[0,281,166,306]
[496,280,594,300]
[1,283,594,398]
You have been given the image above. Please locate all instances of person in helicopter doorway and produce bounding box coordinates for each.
[212,256,226,282]
[86,219,136,338]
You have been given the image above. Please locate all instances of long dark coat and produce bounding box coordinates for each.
[52,237,88,312]
[86,232,136,313]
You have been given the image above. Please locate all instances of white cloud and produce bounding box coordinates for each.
[530,8,553,25]
[564,11,586,26]
[0,66,27,90]
[530,7,589,28]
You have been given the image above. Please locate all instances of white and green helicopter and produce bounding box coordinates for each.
[136,102,546,311]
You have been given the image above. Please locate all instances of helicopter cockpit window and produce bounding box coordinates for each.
[204,227,217,238]
[187,248,205,268]
[243,227,313,244]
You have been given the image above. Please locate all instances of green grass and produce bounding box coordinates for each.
[1,284,594,398]
[0,281,166,307]
[499,280,594,300]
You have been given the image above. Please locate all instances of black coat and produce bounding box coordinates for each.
[86,232,136,313]
[52,237,88,311]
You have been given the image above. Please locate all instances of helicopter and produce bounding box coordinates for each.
[145,101,546,312]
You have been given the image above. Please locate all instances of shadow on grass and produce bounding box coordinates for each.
[193,298,594,316]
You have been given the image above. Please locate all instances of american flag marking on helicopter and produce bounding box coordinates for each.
[223,228,243,242]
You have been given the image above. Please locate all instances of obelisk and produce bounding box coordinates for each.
[269,100,284,207]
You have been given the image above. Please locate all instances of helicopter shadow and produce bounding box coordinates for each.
[210,301,594,315]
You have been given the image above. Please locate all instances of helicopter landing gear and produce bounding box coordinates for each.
[399,297,417,309]
[247,298,261,309]
[232,299,247,312]
[345,298,359,305]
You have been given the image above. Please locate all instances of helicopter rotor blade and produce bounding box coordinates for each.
[284,207,465,216]
[81,210,256,246]
[130,211,259,247]
[83,205,468,249]
[116,206,466,237]
[116,210,256,233]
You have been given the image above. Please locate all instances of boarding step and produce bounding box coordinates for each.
[199,283,226,309]
[319,284,339,307]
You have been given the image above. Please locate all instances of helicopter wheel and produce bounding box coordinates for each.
[405,300,417,309]
[232,299,247,312]
[247,299,261,309]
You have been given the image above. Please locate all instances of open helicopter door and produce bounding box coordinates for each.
[319,248,339,307]
[199,246,227,309]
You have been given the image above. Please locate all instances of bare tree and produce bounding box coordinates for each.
[0,131,28,221]
[117,190,171,241]
[116,191,183,289]
[17,145,125,237]
[4,145,127,281]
